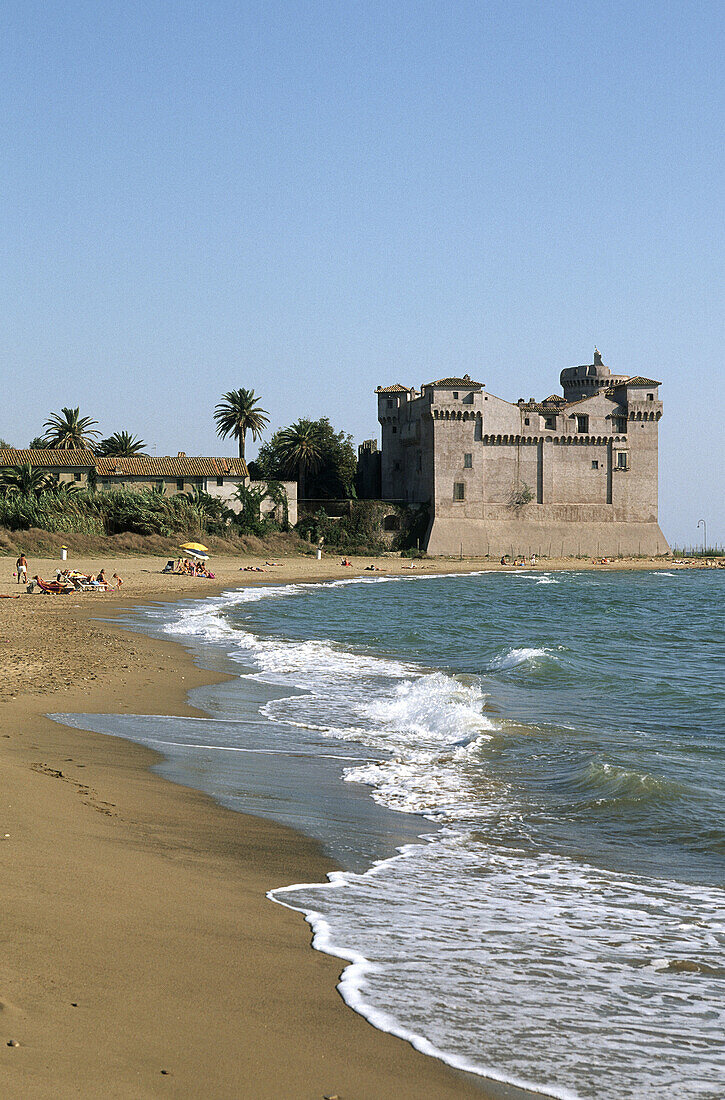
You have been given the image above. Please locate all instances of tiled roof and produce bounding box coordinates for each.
[426,375,483,389]
[620,376,661,386]
[376,384,412,393]
[541,394,566,404]
[95,456,248,478]
[0,448,95,467]
[0,449,248,478]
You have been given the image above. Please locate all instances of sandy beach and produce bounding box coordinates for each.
[0,551,698,1098]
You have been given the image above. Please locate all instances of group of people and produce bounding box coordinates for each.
[55,568,122,590]
[172,557,215,578]
[15,555,122,591]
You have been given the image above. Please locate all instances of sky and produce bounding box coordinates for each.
[3,1,723,547]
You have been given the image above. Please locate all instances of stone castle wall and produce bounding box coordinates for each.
[376,357,669,556]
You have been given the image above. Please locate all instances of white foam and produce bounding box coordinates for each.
[270,871,577,1100]
[488,645,555,670]
[271,838,725,1100]
[157,574,725,1100]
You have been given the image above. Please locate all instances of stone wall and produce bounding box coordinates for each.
[426,516,669,558]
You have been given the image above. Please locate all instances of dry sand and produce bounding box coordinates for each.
[0,550,694,1099]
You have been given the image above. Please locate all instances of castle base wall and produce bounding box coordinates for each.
[425,517,669,558]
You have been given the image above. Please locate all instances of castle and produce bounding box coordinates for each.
[376,351,669,557]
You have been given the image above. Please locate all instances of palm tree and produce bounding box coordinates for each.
[97,431,147,456]
[0,463,52,496]
[42,407,100,450]
[50,479,81,498]
[214,388,269,462]
[275,419,323,500]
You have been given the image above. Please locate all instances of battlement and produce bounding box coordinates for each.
[374,351,668,556]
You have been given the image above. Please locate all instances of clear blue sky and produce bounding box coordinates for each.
[4,1,723,546]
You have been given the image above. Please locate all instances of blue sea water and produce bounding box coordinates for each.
[56,569,725,1099]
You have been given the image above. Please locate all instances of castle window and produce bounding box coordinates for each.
[453,482,465,501]
[217,477,224,486]
[392,426,397,434]
[452,392,459,399]
[614,418,627,433]
[545,416,556,430]
[576,415,589,433]
[74,472,82,481]
[387,398,393,408]
[524,417,530,426]
[591,460,599,469]
[616,452,629,470]
[463,453,472,469]
[647,393,654,401]
[177,479,184,490]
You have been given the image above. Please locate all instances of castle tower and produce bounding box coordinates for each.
[560,348,629,402]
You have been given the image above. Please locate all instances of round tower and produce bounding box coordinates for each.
[559,349,629,402]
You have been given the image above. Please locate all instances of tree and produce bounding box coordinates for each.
[273,419,323,500]
[213,389,269,461]
[0,438,13,448]
[28,437,47,449]
[255,417,356,500]
[97,431,147,456]
[0,464,52,496]
[42,408,100,450]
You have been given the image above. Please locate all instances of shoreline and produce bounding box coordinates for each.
[1,555,534,1099]
[1,552,714,1097]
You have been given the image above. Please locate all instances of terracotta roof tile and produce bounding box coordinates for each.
[620,376,662,386]
[426,376,483,389]
[0,449,248,478]
[0,448,95,467]
[95,456,248,478]
[376,384,412,393]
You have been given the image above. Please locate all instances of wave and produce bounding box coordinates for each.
[161,582,499,822]
[270,836,725,1100]
[487,645,558,671]
[154,572,725,1100]
[565,760,688,805]
[512,572,560,584]
[268,846,581,1100]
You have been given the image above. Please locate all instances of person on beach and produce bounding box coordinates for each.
[16,554,28,584]
[112,572,123,588]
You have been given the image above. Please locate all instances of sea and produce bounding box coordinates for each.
[55,568,725,1099]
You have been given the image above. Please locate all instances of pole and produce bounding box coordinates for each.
[697,519,707,552]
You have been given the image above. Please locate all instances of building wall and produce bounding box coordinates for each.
[377,366,668,557]
[248,480,298,526]
[97,475,206,496]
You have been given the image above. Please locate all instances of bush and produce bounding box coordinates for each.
[297,501,429,555]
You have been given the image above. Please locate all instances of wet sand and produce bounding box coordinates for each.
[0,551,684,1098]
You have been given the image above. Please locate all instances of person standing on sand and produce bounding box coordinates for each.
[16,554,28,584]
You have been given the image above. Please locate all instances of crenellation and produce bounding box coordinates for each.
[376,350,668,556]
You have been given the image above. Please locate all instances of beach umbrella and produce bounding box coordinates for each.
[179,542,209,553]
[178,547,209,560]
